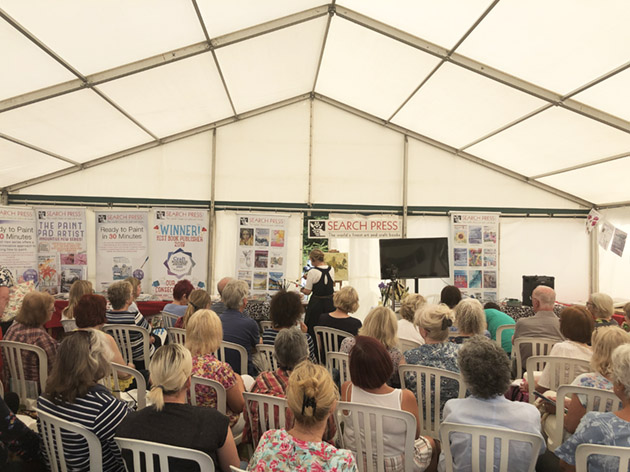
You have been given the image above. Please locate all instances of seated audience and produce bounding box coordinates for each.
[536,305,594,394]
[439,336,545,472]
[0,395,43,469]
[123,276,142,315]
[248,360,356,471]
[555,343,630,471]
[116,344,240,472]
[340,306,403,388]
[106,281,156,370]
[314,286,362,360]
[342,335,437,472]
[403,304,460,413]
[61,280,93,332]
[185,309,246,431]
[622,302,630,332]
[398,294,426,346]
[440,285,461,309]
[483,302,515,355]
[450,298,486,343]
[174,288,211,329]
[243,328,337,444]
[210,277,232,316]
[4,291,58,390]
[38,329,129,472]
[218,279,259,376]
[263,289,317,362]
[587,292,618,328]
[162,279,194,318]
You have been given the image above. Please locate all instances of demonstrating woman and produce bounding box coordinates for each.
[440,336,544,471]
[4,291,58,389]
[587,292,618,328]
[263,289,317,362]
[248,359,356,471]
[555,344,630,471]
[174,289,211,328]
[61,279,93,332]
[162,279,194,318]
[340,306,403,388]
[341,336,437,472]
[302,249,336,338]
[37,329,129,472]
[185,309,246,432]
[398,294,426,346]
[450,298,487,344]
[403,304,460,412]
[116,344,241,472]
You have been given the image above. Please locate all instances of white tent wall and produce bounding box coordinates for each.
[598,208,630,303]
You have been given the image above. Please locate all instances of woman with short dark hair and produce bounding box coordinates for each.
[342,336,438,472]
[162,279,194,318]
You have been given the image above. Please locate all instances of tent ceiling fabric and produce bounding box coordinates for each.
[1,1,629,207]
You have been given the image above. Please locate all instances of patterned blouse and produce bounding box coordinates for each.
[191,353,239,427]
[571,372,614,409]
[0,396,42,465]
[339,337,403,388]
[249,429,357,472]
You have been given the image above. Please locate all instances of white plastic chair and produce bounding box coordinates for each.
[525,356,591,404]
[109,362,147,410]
[326,352,351,386]
[255,344,278,372]
[189,375,227,413]
[495,324,515,353]
[513,337,559,377]
[336,400,416,472]
[161,311,179,328]
[166,327,186,344]
[243,392,289,448]
[399,364,466,439]
[259,320,273,331]
[440,422,544,472]
[103,324,151,367]
[576,443,630,472]
[0,340,48,408]
[398,338,422,353]
[60,319,77,332]
[215,341,248,375]
[230,467,247,472]
[314,326,353,362]
[115,437,215,471]
[37,408,103,472]
[548,385,622,451]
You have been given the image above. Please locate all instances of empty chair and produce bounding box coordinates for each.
[326,351,351,386]
[243,392,289,448]
[399,364,466,439]
[0,340,48,408]
[161,311,179,328]
[166,327,186,344]
[115,437,215,472]
[255,343,278,372]
[513,337,559,378]
[440,422,544,472]
[525,356,591,403]
[214,341,248,375]
[575,444,630,472]
[103,324,151,368]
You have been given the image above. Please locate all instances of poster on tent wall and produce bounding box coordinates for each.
[150,208,209,300]
[236,213,288,294]
[450,212,500,302]
[95,210,149,293]
[35,207,87,294]
[0,206,38,284]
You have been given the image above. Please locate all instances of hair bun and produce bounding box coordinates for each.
[442,317,453,330]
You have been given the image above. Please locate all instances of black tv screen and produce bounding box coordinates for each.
[379,238,450,279]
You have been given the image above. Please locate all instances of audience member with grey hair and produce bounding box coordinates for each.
[450,298,487,344]
[218,279,260,376]
[587,292,617,328]
[243,328,336,444]
[556,344,630,471]
[211,276,234,315]
[439,336,545,471]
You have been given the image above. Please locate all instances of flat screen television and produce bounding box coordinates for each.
[379,237,450,280]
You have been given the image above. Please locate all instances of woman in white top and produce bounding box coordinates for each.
[341,335,438,472]
[536,305,594,393]
[398,294,426,346]
[61,280,93,332]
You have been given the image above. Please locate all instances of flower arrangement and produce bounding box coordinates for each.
[378,280,408,307]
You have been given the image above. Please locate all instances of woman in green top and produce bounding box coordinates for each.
[483,303,515,354]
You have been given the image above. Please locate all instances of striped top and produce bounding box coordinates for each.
[37,385,130,472]
[262,328,317,363]
[106,310,154,362]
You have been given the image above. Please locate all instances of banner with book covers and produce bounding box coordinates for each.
[588,209,628,258]
[236,213,288,294]
[451,212,500,302]
[0,206,38,284]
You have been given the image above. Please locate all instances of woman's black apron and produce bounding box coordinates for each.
[304,266,335,339]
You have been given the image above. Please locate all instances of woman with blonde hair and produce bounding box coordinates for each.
[315,285,361,337]
[587,292,617,328]
[61,279,93,332]
[398,293,426,345]
[174,288,211,328]
[248,360,357,471]
[123,276,142,314]
[340,306,403,387]
[116,344,241,472]
[185,309,246,432]
[450,298,487,343]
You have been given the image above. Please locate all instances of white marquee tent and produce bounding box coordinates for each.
[2,1,630,316]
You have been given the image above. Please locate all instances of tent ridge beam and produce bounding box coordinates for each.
[91,88,159,140]
[531,151,630,180]
[311,2,335,93]
[597,200,630,210]
[0,133,80,166]
[313,92,592,208]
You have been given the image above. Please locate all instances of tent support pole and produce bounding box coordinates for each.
[402,136,408,238]
[0,190,7,206]
[208,128,217,294]
[308,97,314,209]
[590,226,599,294]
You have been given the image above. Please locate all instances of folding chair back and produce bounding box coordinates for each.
[166,327,186,344]
[0,340,47,408]
[189,375,227,414]
[243,392,289,448]
[115,437,215,472]
[256,344,278,372]
[161,311,179,328]
[398,338,422,354]
[525,356,590,403]
[314,326,353,362]
[108,362,147,410]
[576,443,630,472]
[513,337,558,377]
[103,324,151,367]
[215,341,248,375]
[259,320,273,331]
[326,351,351,386]
[495,324,515,354]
